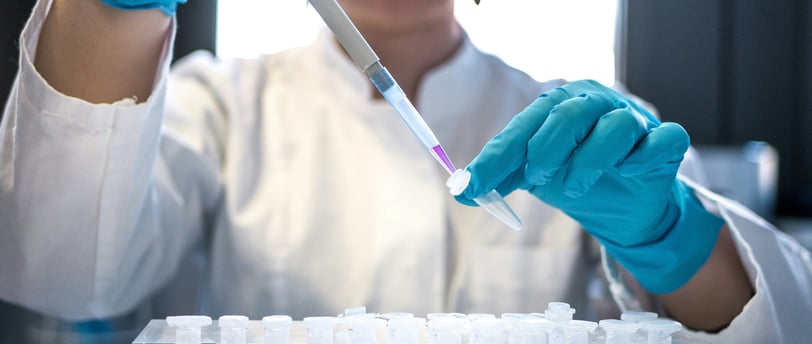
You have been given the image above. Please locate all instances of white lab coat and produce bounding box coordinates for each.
[1,1,810,343]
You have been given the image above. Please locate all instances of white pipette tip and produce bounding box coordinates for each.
[447,170,523,231]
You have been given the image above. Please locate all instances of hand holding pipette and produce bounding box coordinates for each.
[309,0,522,231]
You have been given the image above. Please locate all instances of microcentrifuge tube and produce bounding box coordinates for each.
[219,315,249,344]
[388,317,426,344]
[467,313,496,321]
[517,318,554,344]
[166,315,212,344]
[470,319,507,344]
[561,320,597,344]
[262,315,292,344]
[500,313,530,344]
[344,317,385,344]
[620,311,658,323]
[447,169,522,231]
[544,302,576,323]
[428,318,468,344]
[599,319,639,344]
[381,312,415,320]
[640,319,682,344]
[304,316,338,344]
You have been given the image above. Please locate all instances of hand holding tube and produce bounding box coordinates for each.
[455,80,724,293]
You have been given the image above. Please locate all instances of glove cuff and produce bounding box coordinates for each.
[601,180,724,294]
[101,0,187,16]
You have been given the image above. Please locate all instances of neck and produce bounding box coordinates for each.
[351,19,463,101]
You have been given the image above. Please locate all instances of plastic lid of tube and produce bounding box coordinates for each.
[545,302,576,322]
[219,315,249,329]
[599,319,638,332]
[388,317,426,329]
[467,313,496,321]
[167,316,212,328]
[262,315,293,329]
[427,313,467,320]
[427,317,469,330]
[500,313,530,320]
[343,306,367,317]
[343,317,386,329]
[304,316,338,329]
[620,311,658,323]
[381,312,414,320]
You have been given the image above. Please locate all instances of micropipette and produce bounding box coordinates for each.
[308,0,522,231]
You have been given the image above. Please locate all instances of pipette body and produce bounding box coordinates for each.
[309,0,522,230]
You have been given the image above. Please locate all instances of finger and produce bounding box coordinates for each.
[524,92,616,185]
[617,122,690,177]
[562,108,648,197]
[462,88,572,199]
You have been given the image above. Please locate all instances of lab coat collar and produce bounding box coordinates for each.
[313,27,483,111]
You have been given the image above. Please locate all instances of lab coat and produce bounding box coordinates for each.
[1,1,810,342]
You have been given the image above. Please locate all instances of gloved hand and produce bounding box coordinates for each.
[456,80,724,294]
[101,0,187,16]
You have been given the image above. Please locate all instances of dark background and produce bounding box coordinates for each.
[0,0,810,341]
[622,0,812,217]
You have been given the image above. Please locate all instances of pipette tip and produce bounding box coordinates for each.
[475,190,523,231]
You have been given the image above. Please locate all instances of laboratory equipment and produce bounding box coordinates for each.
[640,319,681,344]
[165,315,212,344]
[219,315,249,344]
[544,302,576,323]
[380,312,415,320]
[620,311,658,323]
[466,314,496,321]
[308,0,523,231]
[304,316,338,344]
[599,319,638,344]
[499,313,530,344]
[469,319,506,344]
[343,317,385,344]
[261,315,292,344]
[560,320,597,344]
[388,317,426,344]
[133,304,689,343]
[427,318,468,344]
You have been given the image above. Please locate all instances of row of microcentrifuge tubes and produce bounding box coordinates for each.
[166,302,682,344]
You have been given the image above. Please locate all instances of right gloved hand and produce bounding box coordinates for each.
[101,0,187,16]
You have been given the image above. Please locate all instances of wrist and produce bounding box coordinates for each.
[601,180,724,294]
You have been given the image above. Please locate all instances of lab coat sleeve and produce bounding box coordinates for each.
[605,178,812,343]
[0,0,224,320]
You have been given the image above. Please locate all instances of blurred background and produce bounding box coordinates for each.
[0,0,810,342]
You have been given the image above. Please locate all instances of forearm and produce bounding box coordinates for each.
[35,0,170,103]
[658,225,753,331]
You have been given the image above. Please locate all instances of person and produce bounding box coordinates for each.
[0,0,809,342]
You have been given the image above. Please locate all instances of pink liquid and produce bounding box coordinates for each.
[431,145,456,174]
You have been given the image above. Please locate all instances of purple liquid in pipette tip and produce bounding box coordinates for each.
[431,145,456,174]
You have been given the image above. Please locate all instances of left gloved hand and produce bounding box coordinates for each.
[456,80,724,294]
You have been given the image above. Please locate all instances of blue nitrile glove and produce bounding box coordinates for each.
[101,0,187,16]
[456,80,724,294]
